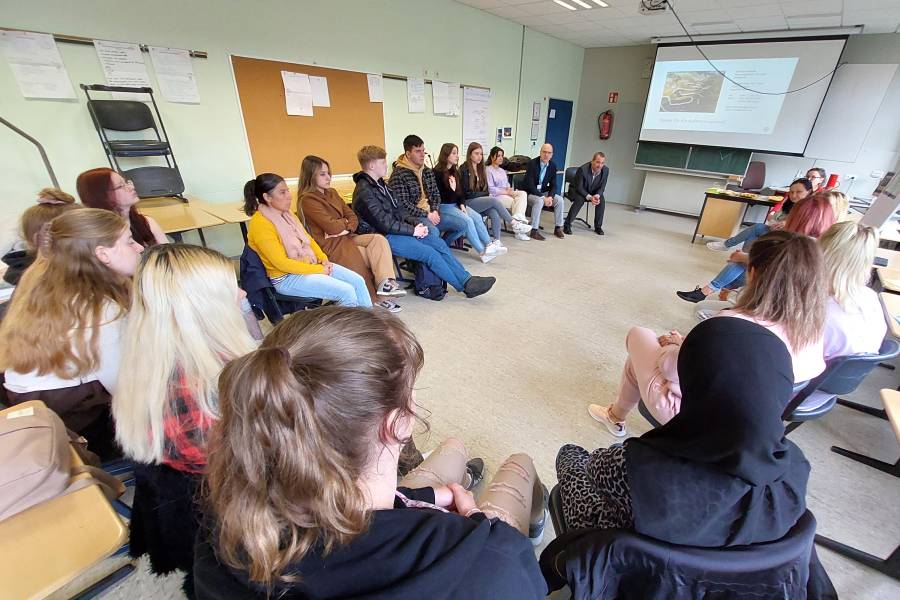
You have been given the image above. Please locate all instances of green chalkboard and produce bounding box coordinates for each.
[635,142,689,169]
[687,146,752,176]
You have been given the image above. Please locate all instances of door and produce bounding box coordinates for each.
[545,98,574,193]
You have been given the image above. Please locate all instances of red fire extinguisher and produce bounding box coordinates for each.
[598,110,614,140]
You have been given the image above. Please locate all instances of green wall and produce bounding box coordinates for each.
[0,0,583,246]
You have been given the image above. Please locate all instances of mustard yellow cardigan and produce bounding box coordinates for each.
[247,211,328,278]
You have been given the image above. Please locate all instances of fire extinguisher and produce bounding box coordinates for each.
[598,110,614,140]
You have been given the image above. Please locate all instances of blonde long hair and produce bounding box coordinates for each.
[206,307,424,589]
[113,244,257,464]
[819,221,879,312]
[0,209,131,377]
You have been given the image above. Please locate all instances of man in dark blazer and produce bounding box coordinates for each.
[521,143,566,240]
[564,152,609,236]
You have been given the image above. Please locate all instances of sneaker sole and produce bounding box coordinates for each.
[529,509,549,546]
[588,406,627,437]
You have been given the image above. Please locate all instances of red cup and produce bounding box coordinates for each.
[826,173,840,189]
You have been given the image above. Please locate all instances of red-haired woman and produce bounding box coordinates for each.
[76,167,167,247]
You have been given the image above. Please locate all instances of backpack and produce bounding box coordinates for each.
[413,262,447,301]
[0,401,124,521]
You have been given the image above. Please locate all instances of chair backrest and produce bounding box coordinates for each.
[784,337,900,418]
[742,161,766,190]
[541,509,816,600]
[564,166,578,184]
[125,166,185,198]
[88,99,159,133]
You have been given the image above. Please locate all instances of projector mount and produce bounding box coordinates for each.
[639,0,671,16]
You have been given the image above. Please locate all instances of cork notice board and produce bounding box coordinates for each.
[231,55,386,176]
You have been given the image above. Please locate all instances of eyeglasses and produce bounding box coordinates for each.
[110,180,134,191]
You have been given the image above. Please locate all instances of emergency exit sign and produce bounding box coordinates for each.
[608,91,619,103]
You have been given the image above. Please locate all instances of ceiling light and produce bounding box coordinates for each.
[554,0,578,10]
[592,0,610,7]
[570,0,593,8]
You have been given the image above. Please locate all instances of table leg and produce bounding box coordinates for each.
[692,196,709,244]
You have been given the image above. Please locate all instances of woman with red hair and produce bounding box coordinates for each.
[677,192,836,303]
[76,167,167,247]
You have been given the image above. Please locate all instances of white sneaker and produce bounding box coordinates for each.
[490,241,508,254]
[588,404,627,437]
[513,213,530,225]
[376,299,402,313]
[511,220,531,235]
[480,253,496,263]
[515,232,531,241]
[485,243,500,255]
[706,240,730,251]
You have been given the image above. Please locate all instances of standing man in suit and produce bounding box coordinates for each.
[564,152,609,236]
[522,143,566,240]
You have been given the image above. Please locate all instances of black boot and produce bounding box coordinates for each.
[563,222,573,235]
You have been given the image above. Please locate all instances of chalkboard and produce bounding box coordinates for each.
[635,141,751,176]
[687,146,752,176]
[635,142,689,169]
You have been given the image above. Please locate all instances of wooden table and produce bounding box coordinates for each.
[0,402,129,599]
[138,201,224,245]
[880,292,900,338]
[876,267,900,294]
[876,248,900,269]
[692,191,779,244]
[880,223,900,246]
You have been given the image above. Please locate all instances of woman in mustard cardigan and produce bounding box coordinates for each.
[244,173,371,307]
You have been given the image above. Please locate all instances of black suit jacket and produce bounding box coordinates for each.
[568,162,609,202]
[522,157,558,197]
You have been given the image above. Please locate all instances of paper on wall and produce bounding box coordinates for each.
[447,82,461,117]
[407,77,425,113]
[281,71,313,116]
[148,46,199,103]
[366,73,383,102]
[0,30,75,99]
[432,80,450,115]
[463,86,490,152]
[94,40,152,100]
[309,75,330,107]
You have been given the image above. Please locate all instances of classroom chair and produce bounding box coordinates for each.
[782,338,900,434]
[238,246,322,324]
[725,160,766,194]
[563,166,591,229]
[542,483,821,599]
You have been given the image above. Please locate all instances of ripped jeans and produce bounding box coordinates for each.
[399,438,544,535]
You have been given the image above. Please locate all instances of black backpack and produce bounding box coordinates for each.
[413,262,447,301]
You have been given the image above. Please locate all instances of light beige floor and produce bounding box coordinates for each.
[79,204,899,599]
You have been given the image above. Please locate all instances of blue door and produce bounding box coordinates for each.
[545,98,573,192]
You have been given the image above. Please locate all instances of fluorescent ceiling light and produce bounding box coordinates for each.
[593,0,609,6]
[570,0,592,8]
[554,0,578,11]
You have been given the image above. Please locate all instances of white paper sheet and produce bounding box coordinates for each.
[366,73,384,102]
[407,77,425,113]
[309,75,330,107]
[463,86,491,152]
[281,71,313,116]
[94,40,152,100]
[432,80,450,115]
[0,31,74,99]
[148,46,199,103]
[448,82,461,117]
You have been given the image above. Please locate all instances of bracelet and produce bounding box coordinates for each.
[465,508,483,518]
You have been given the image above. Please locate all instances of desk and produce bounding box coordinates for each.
[876,248,900,269]
[692,190,779,244]
[190,198,251,242]
[876,267,900,294]
[880,292,900,338]
[880,223,900,246]
[138,201,225,245]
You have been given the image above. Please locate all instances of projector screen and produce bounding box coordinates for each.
[639,37,847,155]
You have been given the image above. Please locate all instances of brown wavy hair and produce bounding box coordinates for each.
[434,142,459,188]
[76,167,156,247]
[297,155,330,199]
[732,230,826,350]
[205,306,425,589]
[464,142,487,192]
[0,209,132,377]
[20,190,79,251]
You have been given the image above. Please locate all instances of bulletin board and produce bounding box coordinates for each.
[231,55,386,176]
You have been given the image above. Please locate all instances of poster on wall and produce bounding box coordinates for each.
[407,77,425,113]
[532,101,541,121]
[0,30,75,99]
[432,80,450,115]
[280,71,313,116]
[366,73,384,102]
[462,86,490,151]
[148,46,200,104]
[530,121,540,141]
[448,82,461,117]
[94,39,152,100]
[309,75,330,107]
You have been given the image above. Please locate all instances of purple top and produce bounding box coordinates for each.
[486,166,511,198]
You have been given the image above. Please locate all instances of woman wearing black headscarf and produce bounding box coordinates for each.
[556,316,810,547]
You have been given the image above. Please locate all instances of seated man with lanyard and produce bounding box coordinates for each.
[387,134,466,245]
[564,151,609,236]
[521,143,566,240]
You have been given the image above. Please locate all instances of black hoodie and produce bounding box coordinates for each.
[2,249,33,286]
[194,489,546,600]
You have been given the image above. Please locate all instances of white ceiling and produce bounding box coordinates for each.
[454,0,900,48]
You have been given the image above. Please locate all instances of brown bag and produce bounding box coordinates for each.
[0,401,124,521]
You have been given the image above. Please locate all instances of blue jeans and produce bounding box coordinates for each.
[725,222,769,249]
[466,196,513,240]
[273,263,372,307]
[386,225,471,292]
[709,261,746,291]
[435,207,469,246]
[439,204,490,254]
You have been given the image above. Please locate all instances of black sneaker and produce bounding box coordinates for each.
[464,276,496,298]
[595,227,605,236]
[563,223,573,235]
[529,483,550,546]
[676,287,707,303]
[463,458,484,491]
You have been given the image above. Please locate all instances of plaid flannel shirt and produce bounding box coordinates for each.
[161,369,212,474]
[387,166,442,219]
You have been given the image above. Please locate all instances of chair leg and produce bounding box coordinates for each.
[830,446,900,478]
[836,397,887,420]
[815,535,900,582]
[72,563,136,600]
[574,201,591,229]
[784,421,803,434]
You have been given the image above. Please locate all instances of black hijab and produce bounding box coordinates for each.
[625,317,810,548]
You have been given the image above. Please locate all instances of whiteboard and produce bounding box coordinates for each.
[805,63,898,162]
[463,86,490,151]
